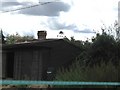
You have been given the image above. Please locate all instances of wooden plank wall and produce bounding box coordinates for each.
[2,51,6,79]
[31,50,42,80]
[14,50,43,80]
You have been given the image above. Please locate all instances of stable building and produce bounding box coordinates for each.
[2,31,81,80]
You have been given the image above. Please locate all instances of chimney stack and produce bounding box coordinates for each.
[37,31,47,40]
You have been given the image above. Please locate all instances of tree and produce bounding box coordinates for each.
[114,21,120,41]
[54,21,120,88]
[101,21,120,41]
[0,30,5,44]
[5,32,35,44]
[87,33,117,65]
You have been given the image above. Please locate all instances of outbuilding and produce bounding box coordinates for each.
[2,31,81,80]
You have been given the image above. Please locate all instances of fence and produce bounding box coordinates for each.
[0,80,120,86]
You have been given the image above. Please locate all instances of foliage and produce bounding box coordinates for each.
[0,30,5,44]
[54,61,120,88]
[54,21,120,88]
[64,36,85,51]
[87,34,118,65]
[100,21,120,41]
[75,22,120,66]
[5,32,34,44]
[55,61,119,81]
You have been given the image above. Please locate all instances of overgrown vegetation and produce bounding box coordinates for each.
[54,61,119,88]
[0,31,35,44]
[5,33,34,44]
[54,22,120,88]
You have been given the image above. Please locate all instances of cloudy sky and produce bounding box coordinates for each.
[0,0,119,41]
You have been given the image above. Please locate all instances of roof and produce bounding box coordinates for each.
[2,39,81,50]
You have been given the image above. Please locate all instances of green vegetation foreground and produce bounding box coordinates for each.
[54,22,120,88]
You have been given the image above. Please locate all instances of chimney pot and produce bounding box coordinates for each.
[37,31,47,40]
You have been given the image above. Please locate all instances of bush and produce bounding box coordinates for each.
[54,61,120,88]
[87,34,118,65]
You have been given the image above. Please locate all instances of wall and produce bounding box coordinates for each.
[2,40,81,80]
[14,48,50,80]
[50,40,81,69]
[0,49,2,79]
[1,51,6,79]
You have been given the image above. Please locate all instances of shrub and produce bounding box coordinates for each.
[54,61,119,88]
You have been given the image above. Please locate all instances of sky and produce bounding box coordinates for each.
[0,0,119,41]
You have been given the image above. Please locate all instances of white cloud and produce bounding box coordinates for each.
[59,0,118,29]
[0,13,47,34]
[0,0,119,41]
[17,0,38,3]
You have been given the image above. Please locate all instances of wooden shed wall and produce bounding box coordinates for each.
[14,50,42,80]
[0,50,2,79]
[2,40,81,80]
[50,41,81,68]
[14,48,50,80]
[2,51,6,79]
[14,41,81,80]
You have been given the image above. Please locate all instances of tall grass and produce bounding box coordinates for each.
[54,60,120,88]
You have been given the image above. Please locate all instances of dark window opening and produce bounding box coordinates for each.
[6,52,14,78]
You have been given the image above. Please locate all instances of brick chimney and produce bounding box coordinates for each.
[37,31,47,40]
